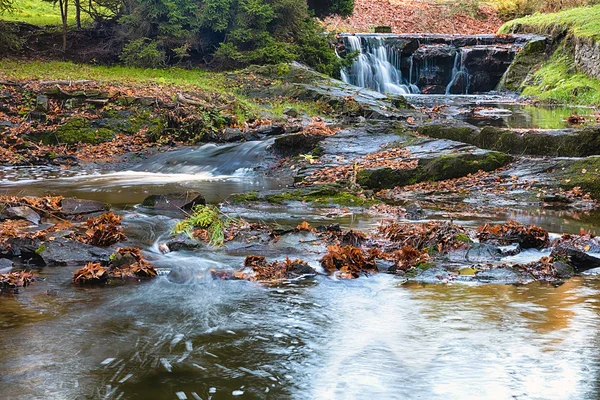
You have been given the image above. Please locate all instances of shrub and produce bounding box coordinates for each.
[119,38,166,68]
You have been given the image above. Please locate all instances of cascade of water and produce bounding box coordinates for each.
[341,36,419,95]
[445,48,471,95]
[407,54,419,93]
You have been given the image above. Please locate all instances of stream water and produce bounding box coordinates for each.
[2,130,600,399]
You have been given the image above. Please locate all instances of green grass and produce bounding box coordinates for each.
[499,4,600,41]
[521,51,600,106]
[0,0,85,25]
[0,59,328,121]
[0,59,223,86]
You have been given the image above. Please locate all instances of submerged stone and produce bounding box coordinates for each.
[142,192,206,211]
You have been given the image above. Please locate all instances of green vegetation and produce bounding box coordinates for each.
[493,0,600,20]
[499,4,600,40]
[1,0,353,74]
[418,121,600,156]
[0,0,79,25]
[520,52,600,106]
[52,117,114,144]
[171,205,231,247]
[497,5,600,106]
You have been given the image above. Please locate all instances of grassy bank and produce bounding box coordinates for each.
[499,5,600,106]
[0,59,325,119]
[0,0,82,25]
[499,4,600,40]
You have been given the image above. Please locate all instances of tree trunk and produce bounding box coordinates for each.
[75,0,81,29]
[59,0,68,52]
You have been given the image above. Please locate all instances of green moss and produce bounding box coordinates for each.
[53,117,114,145]
[422,152,513,181]
[357,151,513,190]
[557,156,600,200]
[499,7,600,106]
[417,123,479,144]
[261,186,380,206]
[35,244,46,254]
[455,233,472,243]
[498,38,547,92]
[228,191,260,203]
[416,262,434,270]
[499,5,600,41]
[311,192,379,206]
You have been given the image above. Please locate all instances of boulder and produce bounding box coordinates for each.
[0,258,13,273]
[4,206,41,225]
[37,238,111,266]
[273,133,327,157]
[35,94,49,112]
[142,191,206,211]
[60,198,107,215]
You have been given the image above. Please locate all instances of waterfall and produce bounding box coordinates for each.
[446,48,471,95]
[341,36,419,95]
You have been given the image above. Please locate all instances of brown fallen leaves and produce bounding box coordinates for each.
[320,244,378,279]
[303,120,338,136]
[0,219,72,244]
[72,247,157,284]
[242,255,315,281]
[0,195,63,214]
[477,220,549,249]
[323,0,504,35]
[0,271,36,292]
[303,147,417,185]
[82,212,126,247]
[371,245,431,272]
[516,256,556,282]
[377,220,471,253]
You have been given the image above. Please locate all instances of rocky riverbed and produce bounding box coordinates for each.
[2,60,600,399]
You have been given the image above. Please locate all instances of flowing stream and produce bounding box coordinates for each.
[2,135,600,399]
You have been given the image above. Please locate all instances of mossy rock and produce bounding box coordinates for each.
[52,117,114,145]
[230,185,379,206]
[417,121,480,144]
[498,38,548,92]
[556,156,600,200]
[420,151,513,181]
[357,151,513,190]
[420,121,600,157]
[228,191,261,203]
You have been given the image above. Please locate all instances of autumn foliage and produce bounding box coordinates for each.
[477,220,549,249]
[320,244,378,279]
[0,271,36,292]
[377,221,471,253]
[72,247,157,284]
[83,212,126,247]
[242,255,315,281]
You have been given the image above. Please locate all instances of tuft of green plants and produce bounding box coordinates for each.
[499,4,600,40]
[171,205,232,247]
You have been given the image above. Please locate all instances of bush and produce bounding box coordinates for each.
[117,0,348,75]
[119,38,166,68]
[0,22,24,53]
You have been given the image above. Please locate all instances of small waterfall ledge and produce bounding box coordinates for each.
[338,34,542,95]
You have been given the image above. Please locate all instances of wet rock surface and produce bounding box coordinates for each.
[142,192,206,211]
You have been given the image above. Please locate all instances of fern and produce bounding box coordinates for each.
[171,205,230,247]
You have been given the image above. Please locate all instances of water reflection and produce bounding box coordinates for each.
[2,269,600,399]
